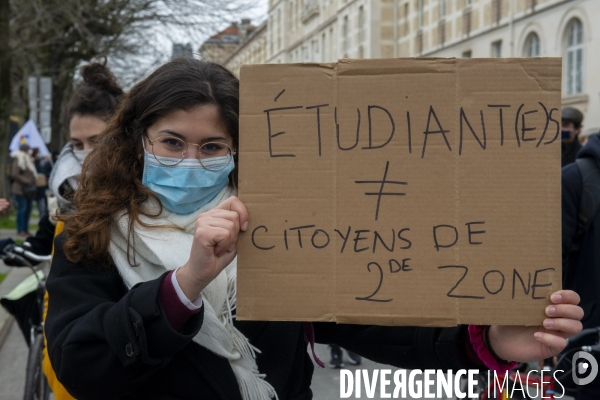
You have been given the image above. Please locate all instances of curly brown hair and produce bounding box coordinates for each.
[58,58,240,265]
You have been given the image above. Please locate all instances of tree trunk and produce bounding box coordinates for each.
[0,0,11,200]
[46,54,77,153]
[49,74,71,152]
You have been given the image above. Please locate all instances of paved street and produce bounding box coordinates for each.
[311,343,393,400]
[309,343,458,400]
[0,322,28,400]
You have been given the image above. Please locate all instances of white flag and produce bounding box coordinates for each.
[9,120,50,157]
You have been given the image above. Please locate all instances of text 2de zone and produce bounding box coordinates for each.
[264,101,559,158]
[250,221,554,302]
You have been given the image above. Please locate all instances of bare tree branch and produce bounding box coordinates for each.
[9,0,258,150]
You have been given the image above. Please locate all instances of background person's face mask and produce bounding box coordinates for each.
[142,151,234,214]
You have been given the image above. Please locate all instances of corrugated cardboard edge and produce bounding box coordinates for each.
[237,58,562,327]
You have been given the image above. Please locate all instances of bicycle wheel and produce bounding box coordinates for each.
[23,331,50,400]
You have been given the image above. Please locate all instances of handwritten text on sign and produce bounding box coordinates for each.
[237,58,562,326]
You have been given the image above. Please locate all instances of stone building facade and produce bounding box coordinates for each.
[398,0,599,132]
[215,0,600,131]
[223,22,268,77]
[199,19,256,64]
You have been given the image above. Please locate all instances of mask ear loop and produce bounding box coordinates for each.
[140,135,150,160]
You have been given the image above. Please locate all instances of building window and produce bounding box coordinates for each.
[523,32,540,57]
[491,40,502,57]
[403,3,410,37]
[330,27,335,60]
[290,1,295,30]
[277,9,282,50]
[462,50,472,58]
[440,0,447,17]
[528,0,537,10]
[565,18,584,95]
[416,30,423,54]
[463,9,471,36]
[438,21,446,46]
[343,15,349,54]
[418,0,424,28]
[492,0,502,23]
[358,6,366,43]
[322,32,327,62]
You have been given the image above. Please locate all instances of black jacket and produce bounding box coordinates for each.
[562,138,582,167]
[562,134,600,329]
[25,213,56,255]
[46,234,480,400]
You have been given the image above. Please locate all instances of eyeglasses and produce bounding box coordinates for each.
[145,134,236,171]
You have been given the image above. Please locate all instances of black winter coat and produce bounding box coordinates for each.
[562,133,600,329]
[562,138,582,167]
[561,133,600,399]
[46,234,480,400]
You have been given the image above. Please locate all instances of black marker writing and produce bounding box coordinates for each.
[355,161,408,221]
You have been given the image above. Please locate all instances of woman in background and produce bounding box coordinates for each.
[31,147,50,219]
[22,60,124,256]
[11,143,36,236]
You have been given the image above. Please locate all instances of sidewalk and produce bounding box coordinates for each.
[0,214,40,241]
[0,229,28,241]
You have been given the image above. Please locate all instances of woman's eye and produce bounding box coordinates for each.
[160,138,184,148]
[202,143,222,152]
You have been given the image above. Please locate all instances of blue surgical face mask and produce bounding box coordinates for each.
[142,150,234,214]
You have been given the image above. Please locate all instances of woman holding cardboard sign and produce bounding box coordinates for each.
[45,57,583,400]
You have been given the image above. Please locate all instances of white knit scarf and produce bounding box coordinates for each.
[108,187,277,400]
[11,150,38,177]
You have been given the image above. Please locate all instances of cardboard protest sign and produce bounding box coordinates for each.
[237,58,561,326]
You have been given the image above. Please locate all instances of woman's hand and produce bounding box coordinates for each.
[177,197,248,301]
[488,290,583,362]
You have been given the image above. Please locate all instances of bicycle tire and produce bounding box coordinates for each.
[23,331,50,400]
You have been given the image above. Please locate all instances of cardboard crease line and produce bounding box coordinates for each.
[333,61,339,324]
[454,58,461,325]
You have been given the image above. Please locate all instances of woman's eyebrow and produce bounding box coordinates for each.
[157,129,186,139]
[200,136,228,144]
[157,130,228,143]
